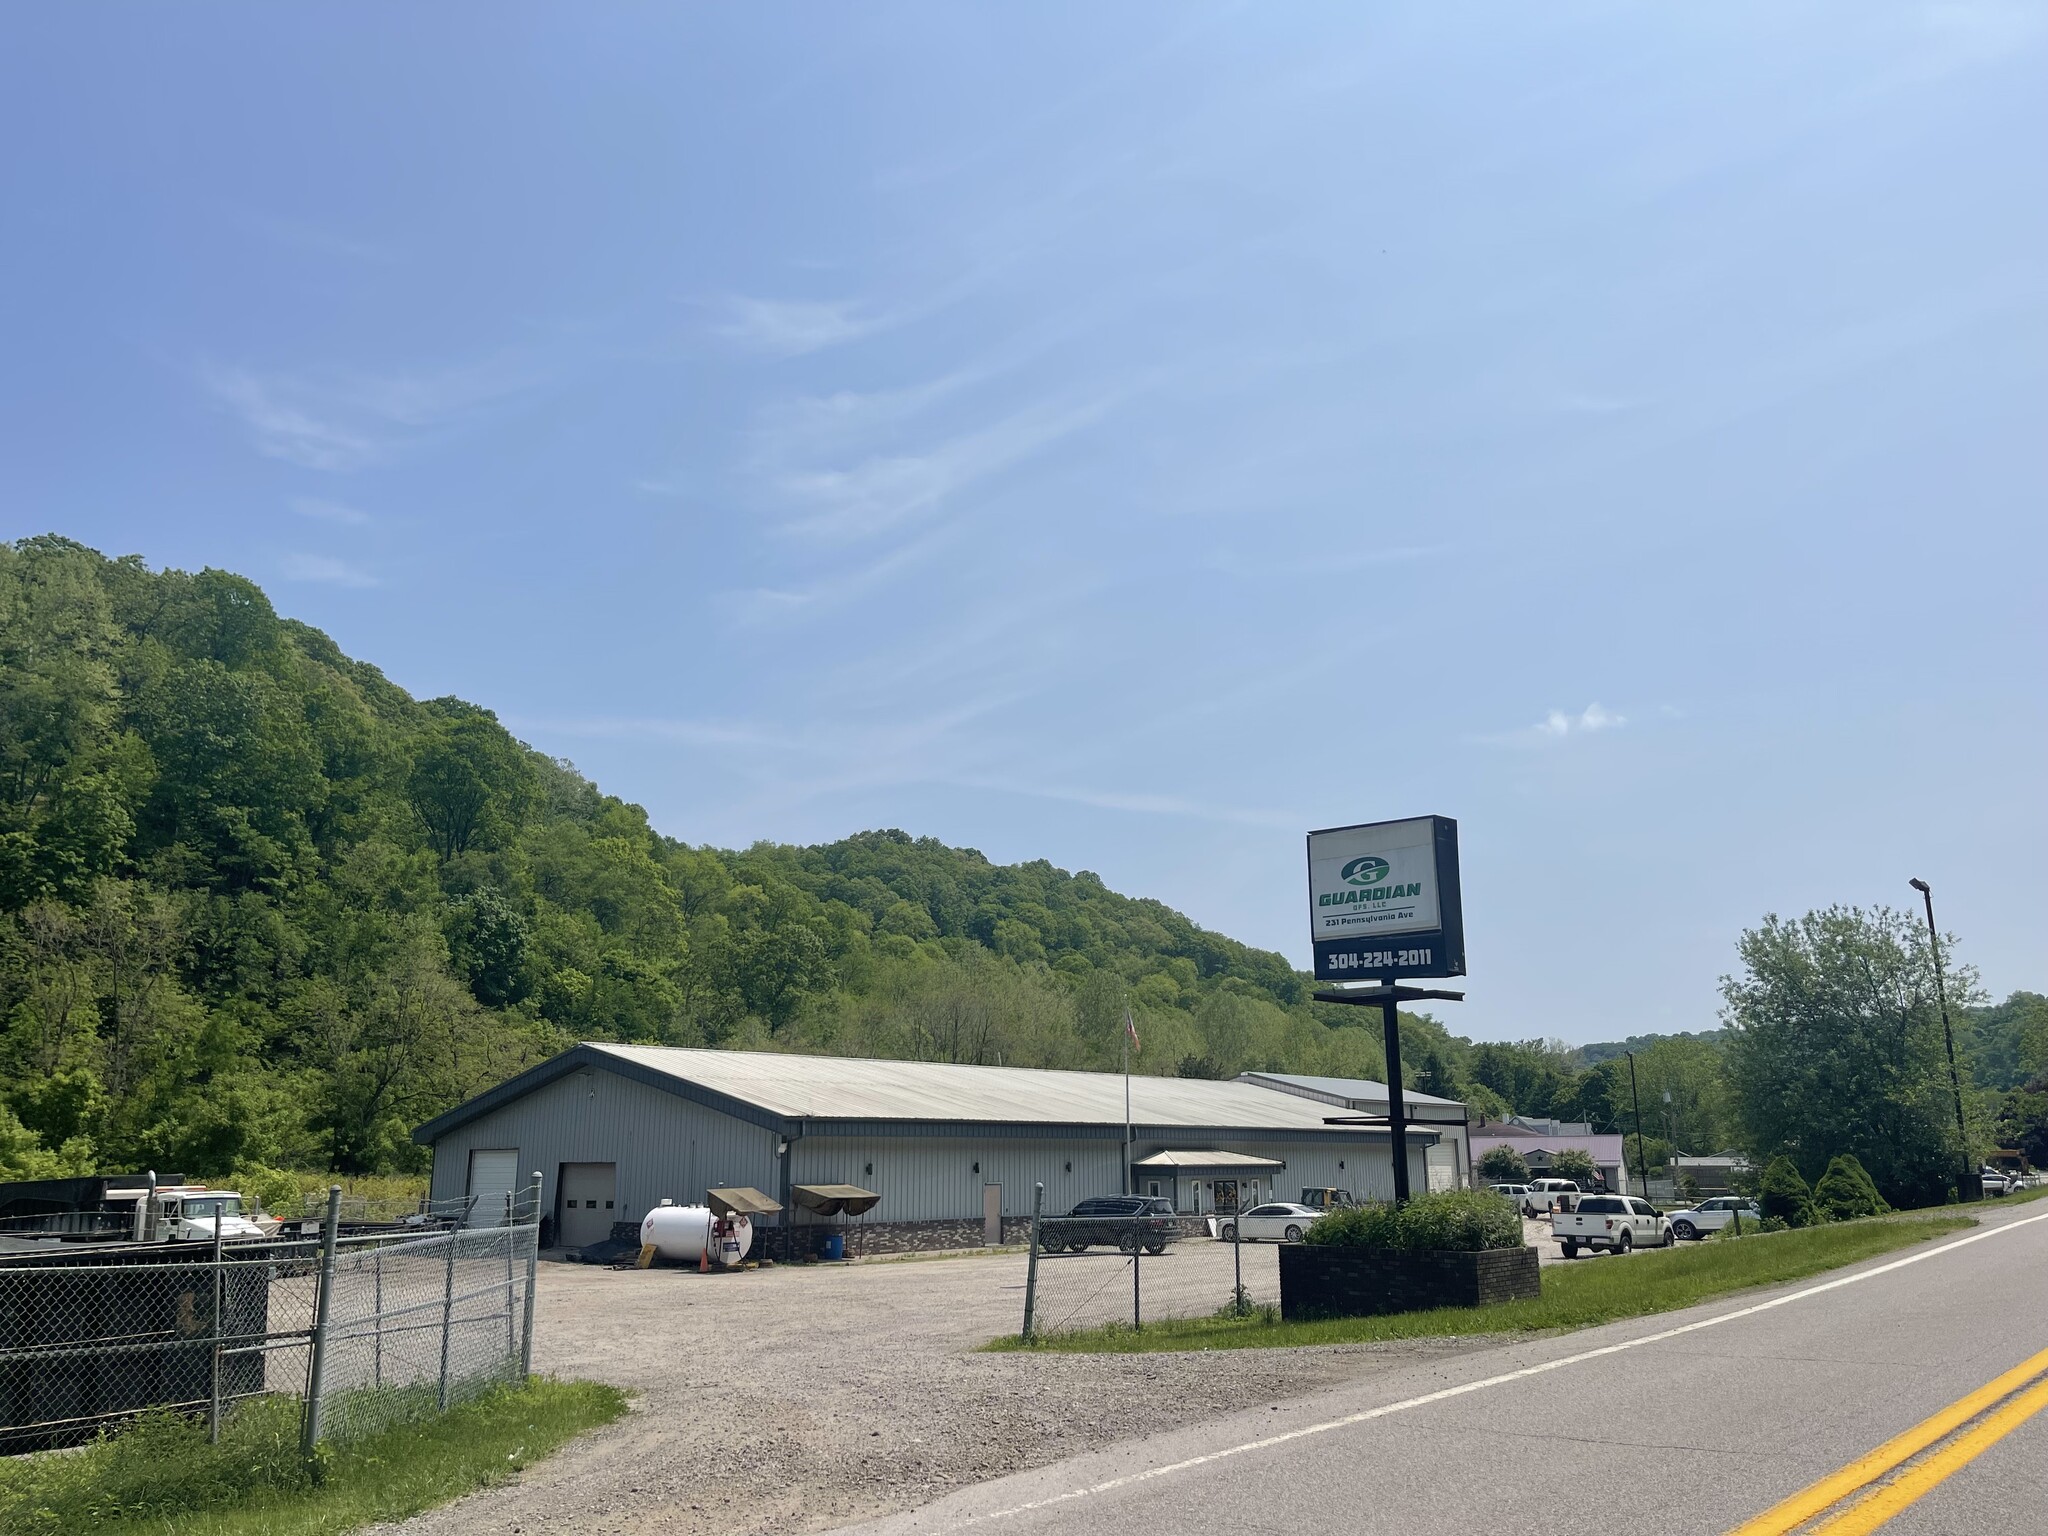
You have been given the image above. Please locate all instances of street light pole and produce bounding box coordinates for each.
[1625,1051,1651,1203]
[1909,878,1975,1200]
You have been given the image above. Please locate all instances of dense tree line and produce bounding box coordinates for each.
[0,538,1412,1178]
[3,537,2039,1196]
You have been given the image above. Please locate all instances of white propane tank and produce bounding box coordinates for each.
[638,1205,755,1264]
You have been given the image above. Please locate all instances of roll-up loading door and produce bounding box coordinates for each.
[466,1148,519,1225]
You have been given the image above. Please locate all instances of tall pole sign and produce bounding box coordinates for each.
[1307,816,1465,982]
[1307,816,1466,1207]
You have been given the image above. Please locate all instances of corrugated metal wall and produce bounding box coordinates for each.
[793,1134,1123,1221]
[428,1062,1436,1229]
[427,1066,779,1228]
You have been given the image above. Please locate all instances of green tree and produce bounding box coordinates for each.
[1723,906,1976,1208]
[1548,1148,1598,1186]
[1759,1155,1817,1227]
[1812,1154,1888,1221]
[406,703,535,860]
[1477,1145,1529,1182]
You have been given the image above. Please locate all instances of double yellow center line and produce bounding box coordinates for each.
[1728,1343,2048,1535]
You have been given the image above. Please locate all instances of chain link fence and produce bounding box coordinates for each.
[0,1184,540,1458]
[1017,1191,1281,1340]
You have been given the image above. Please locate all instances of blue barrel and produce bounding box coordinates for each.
[821,1232,846,1261]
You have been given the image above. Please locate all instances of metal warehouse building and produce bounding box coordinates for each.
[414,1043,1443,1253]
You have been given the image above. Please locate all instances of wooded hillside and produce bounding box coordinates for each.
[0,536,1417,1177]
[5,536,2038,1188]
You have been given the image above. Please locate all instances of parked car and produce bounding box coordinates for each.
[1665,1197,1762,1240]
[1552,1194,1673,1257]
[1981,1167,2018,1197]
[1486,1182,1532,1205]
[1520,1178,1583,1217]
[1043,1196,1177,1254]
[1217,1202,1325,1243]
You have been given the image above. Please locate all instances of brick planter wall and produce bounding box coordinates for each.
[1277,1244,1541,1320]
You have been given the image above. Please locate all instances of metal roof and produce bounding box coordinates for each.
[413,1042,1434,1144]
[587,1044,1387,1131]
[1235,1071,1467,1111]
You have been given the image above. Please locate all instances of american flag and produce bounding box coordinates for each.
[1124,1009,1140,1051]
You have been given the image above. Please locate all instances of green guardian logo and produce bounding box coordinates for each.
[1321,854,1422,911]
[1340,856,1390,887]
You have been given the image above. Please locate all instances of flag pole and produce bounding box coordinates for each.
[1122,1009,1137,1195]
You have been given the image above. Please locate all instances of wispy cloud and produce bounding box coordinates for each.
[774,387,1125,544]
[203,367,378,471]
[280,553,379,588]
[944,774,1302,830]
[712,295,915,357]
[1535,703,1627,738]
[200,354,538,471]
[292,496,373,527]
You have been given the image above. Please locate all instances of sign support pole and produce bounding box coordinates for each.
[1314,983,1466,1210]
[1381,986,1411,1207]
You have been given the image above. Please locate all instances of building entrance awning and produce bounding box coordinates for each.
[706,1187,783,1218]
[791,1184,881,1217]
[1131,1150,1286,1171]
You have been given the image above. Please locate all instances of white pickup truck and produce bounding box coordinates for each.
[1518,1178,1584,1217]
[1551,1193,1673,1258]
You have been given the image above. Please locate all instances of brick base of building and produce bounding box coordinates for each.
[1278,1243,1541,1320]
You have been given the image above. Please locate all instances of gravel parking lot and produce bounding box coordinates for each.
[387,1238,1493,1536]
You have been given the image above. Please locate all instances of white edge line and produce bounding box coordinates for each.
[958,1208,2048,1526]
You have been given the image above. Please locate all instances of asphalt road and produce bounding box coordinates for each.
[842,1201,2048,1536]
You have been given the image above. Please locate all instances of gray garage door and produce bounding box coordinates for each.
[466,1148,520,1225]
[560,1162,618,1250]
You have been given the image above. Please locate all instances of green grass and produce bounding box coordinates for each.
[0,1378,626,1536]
[994,1213,1973,1355]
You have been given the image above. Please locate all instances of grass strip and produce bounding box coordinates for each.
[0,1377,626,1536]
[992,1213,1972,1355]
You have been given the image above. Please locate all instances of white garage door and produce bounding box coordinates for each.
[466,1148,520,1226]
[1426,1141,1458,1193]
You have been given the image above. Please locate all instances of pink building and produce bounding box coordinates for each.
[1469,1116,1626,1191]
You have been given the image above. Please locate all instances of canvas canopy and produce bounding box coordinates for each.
[706,1187,783,1218]
[1130,1150,1286,1170]
[791,1184,881,1217]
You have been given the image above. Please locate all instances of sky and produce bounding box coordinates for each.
[3,4,2043,1045]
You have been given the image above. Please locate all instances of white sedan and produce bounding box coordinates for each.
[1217,1202,1324,1243]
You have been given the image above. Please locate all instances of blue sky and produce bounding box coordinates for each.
[4,5,2043,1044]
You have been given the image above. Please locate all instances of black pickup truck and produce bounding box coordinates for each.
[1040,1195,1178,1255]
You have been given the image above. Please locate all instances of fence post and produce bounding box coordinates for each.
[519,1172,541,1381]
[1020,1182,1044,1342]
[373,1246,383,1389]
[436,1219,459,1411]
[209,1208,225,1443]
[1131,1224,1141,1331]
[300,1186,343,1463]
[503,1191,515,1362]
[1232,1201,1244,1314]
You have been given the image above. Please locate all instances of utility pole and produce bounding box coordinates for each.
[1625,1052,1651,1203]
[1909,878,1976,1200]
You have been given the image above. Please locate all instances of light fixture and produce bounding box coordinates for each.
[971,1162,980,1174]
[776,1140,788,1156]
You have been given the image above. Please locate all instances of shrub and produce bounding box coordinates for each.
[1303,1190,1523,1252]
[1477,1146,1530,1183]
[1813,1154,1889,1222]
[1759,1157,1817,1227]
